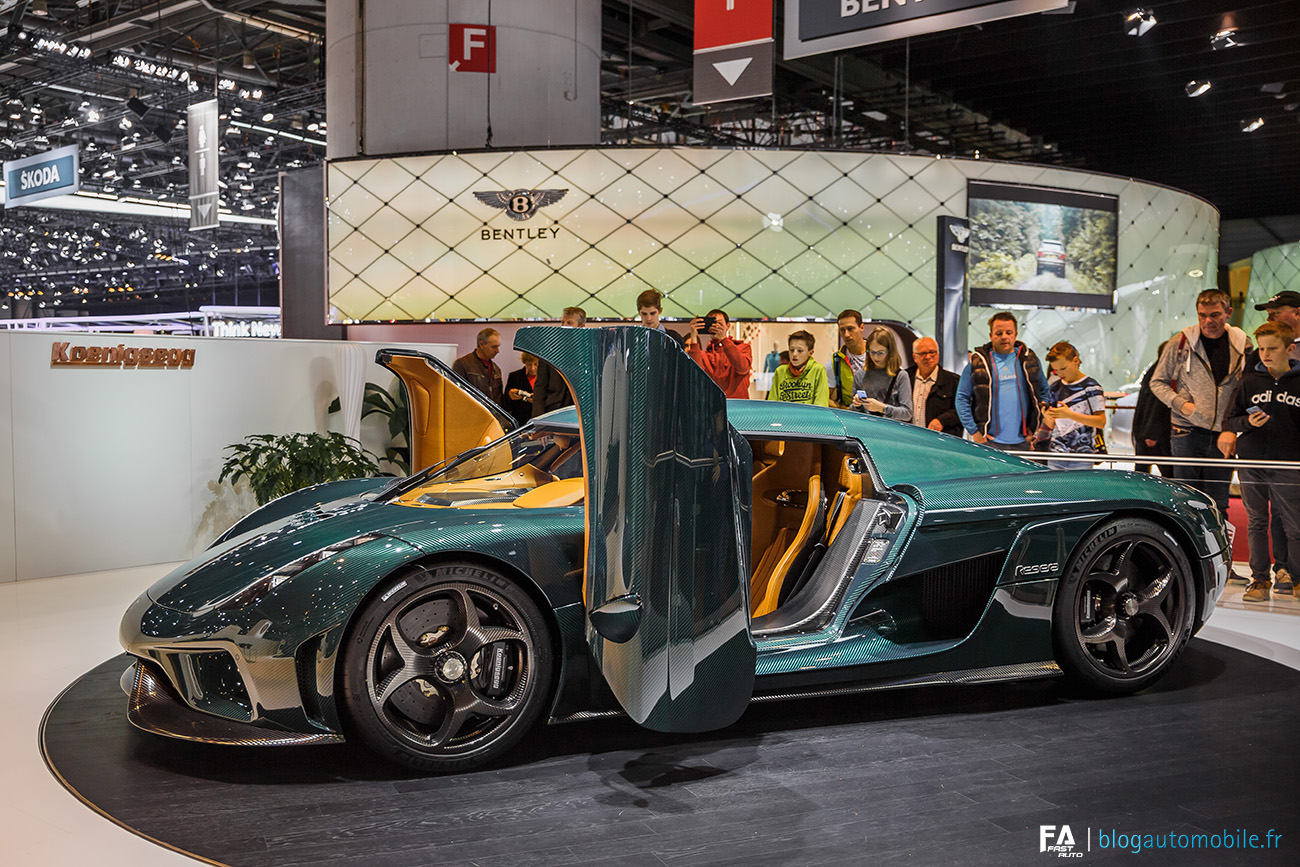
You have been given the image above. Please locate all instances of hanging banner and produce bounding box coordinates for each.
[187,98,219,230]
[4,144,79,208]
[693,0,774,105]
[785,0,1070,59]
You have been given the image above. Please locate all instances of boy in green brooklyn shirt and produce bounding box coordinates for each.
[768,330,829,406]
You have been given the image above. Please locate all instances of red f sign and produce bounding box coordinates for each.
[449,24,496,73]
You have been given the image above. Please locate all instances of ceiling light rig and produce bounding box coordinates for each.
[1124,9,1157,37]
[1240,117,1265,133]
[1185,80,1211,98]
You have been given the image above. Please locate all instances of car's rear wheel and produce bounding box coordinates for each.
[341,562,552,772]
[1052,518,1195,695]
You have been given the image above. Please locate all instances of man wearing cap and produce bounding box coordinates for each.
[1256,290,1300,360]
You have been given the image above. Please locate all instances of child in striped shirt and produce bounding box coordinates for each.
[1041,341,1106,470]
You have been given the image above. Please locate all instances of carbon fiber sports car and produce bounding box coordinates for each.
[120,326,1229,772]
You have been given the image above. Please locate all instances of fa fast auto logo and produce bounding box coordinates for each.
[473,188,567,221]
[1040,825,1082,858]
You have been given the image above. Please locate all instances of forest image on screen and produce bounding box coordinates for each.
[967,183,1118,309]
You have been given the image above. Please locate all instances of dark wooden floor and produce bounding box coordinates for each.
[43,641,1298,867]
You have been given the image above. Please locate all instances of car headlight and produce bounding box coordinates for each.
[210,533,385,613]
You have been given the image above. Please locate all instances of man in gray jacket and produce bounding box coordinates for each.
[1150,288,1250,516]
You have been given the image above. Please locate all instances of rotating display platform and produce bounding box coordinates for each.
[44,644,1296,866]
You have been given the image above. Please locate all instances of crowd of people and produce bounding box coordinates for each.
[453,287,1300,605]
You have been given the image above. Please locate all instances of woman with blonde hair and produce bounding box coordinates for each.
[850,326,913,421]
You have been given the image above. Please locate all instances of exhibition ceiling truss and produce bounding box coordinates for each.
[0,0,1294,317]
[0,0,324,315]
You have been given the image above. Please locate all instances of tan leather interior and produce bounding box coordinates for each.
[749,443,822,617]
[512,477,585,508]
[748,441,873,617]
[826,452,864,544]
[385,354,508,473]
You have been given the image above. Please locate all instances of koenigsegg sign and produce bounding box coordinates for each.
[51,341,196,369]
[784,0,1071,58]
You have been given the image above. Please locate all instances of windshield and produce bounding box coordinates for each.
[430,424,583,484]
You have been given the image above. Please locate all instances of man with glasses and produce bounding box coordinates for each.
[906,336,961,436]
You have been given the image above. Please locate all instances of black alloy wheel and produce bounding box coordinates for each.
[1053,518,1195,695]
[342,562,552,772]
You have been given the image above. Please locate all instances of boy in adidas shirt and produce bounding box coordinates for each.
[768,330,829,406]
[1218,321,1300,602]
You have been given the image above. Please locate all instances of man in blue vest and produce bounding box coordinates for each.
[956,311,1051,450]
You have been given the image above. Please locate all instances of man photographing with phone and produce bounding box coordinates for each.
[686,308,752,398]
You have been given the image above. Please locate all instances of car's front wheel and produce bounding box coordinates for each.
[341,562,552,772]
[1052,518,1195,695]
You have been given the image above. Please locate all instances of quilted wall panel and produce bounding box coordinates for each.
[327,148,1217,385]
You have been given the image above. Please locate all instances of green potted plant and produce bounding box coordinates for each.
[218,432,383,506]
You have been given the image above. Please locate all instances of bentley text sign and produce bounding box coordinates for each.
[785,0,1070,58]
[4,144,79,207]
[188,99,219,230]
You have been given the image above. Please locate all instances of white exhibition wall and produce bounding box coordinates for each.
[0,333,454,582]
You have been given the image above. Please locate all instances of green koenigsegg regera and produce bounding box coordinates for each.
[120,326,1229,772]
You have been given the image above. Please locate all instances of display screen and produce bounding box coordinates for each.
[966,180,1118,311]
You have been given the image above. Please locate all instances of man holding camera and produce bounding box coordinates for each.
[686,308,752,398]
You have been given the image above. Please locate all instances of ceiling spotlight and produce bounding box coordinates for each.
[1124,8,1156,37]
[31,0,48,16]
[242,49,256,69]
[1211,29,1239,50]
[261,111,274,122]
[1241,117,1264,133]
[1185,80,1211,97]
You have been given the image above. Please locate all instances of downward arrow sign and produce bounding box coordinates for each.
[198,202,212,219]
[712,56,752,87]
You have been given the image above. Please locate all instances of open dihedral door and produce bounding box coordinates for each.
[375,349,517,473]
[514,326,755,732]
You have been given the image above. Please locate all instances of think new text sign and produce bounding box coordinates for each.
[784,0,1070,58]
[3,144,79,207]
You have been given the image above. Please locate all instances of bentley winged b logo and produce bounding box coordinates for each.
[473,188,568,221]
[949,224,971,244]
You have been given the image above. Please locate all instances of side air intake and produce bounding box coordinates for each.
[920,550,1006,638]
